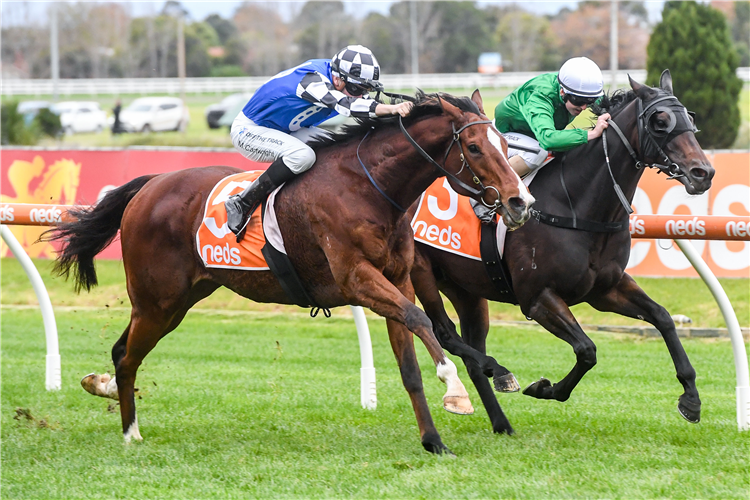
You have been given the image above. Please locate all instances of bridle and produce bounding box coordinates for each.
[356,113,499,214]
[602,92,697,215]
[530,90,699,233]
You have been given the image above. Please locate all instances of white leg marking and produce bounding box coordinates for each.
[437,359,474,415]
[436,359,469,398]
[123,415,142,443]
[105,376,119,400]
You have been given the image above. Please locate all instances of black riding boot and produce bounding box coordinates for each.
[225,157,297,238]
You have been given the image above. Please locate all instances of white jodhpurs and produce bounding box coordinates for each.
[501,132,553,172]
[230,112,332,174]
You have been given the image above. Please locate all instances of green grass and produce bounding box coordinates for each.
[2,258,747,329]
[2,306,748,498]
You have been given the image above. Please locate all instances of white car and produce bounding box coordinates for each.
[53,101,108,134]
[118,97,190,133]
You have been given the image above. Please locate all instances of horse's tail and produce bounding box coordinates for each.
[42,175,157,292]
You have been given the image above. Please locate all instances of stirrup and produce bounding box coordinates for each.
[234,214,253,243]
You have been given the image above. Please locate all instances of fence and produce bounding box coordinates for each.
[2,203,748,429]
[2,68,749,97]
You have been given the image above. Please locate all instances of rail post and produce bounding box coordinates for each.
[674,239,750,431]
[0,225,61,390]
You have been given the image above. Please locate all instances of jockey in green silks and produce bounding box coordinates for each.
[494,57,611,178]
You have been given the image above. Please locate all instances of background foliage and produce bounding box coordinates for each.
[646,1,743,149]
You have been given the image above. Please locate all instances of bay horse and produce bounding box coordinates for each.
[410,72,714,434]
[45,91,534,454]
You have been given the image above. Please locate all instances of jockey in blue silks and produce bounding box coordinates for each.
[225,44,413,236]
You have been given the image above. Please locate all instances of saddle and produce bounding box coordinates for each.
[196,171,327,314]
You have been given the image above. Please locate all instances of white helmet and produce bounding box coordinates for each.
[558,57,604,98]
[331,45,383,95]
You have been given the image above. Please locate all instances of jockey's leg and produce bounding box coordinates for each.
[509,156,532,177]
[472,132,548,221]
[226,113,317,237]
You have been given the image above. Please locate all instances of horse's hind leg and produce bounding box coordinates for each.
[83,281,220,442]
[588,274,700,423]
[522,289,597,402]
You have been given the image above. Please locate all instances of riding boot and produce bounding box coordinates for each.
[225,157,297,239]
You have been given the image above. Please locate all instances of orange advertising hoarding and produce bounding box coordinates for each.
[0,148,747,278]
[626,152,749,278]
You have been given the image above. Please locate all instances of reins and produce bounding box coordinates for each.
[354,111,496,214]
[533,92,695,233]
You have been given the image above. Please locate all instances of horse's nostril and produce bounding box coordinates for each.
[508,196,527,211]
[691,167,708,179]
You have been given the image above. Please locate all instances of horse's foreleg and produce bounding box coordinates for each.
[523,289,597,402]
[444,289,515,435]
[385,319,452,454]
[334,261,473,416]
[588,274,700,423]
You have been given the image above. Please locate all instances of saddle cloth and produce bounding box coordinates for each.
[196,171,287,270]
[411,172,537,260]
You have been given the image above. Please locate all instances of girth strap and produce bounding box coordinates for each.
[260,200,330,316]
[529,208,628,233]
[479,222,519,304]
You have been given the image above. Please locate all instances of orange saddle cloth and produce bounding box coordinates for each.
[196,171,270,270]
[411,178,490,261]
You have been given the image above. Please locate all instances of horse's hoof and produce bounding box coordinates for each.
[492,422,515,435]
[494,372,521,393]
[522,377,552,399]
[81,373,119,400]
[443,395,474,415]
[423,442,455,456]
[678,396,701,423]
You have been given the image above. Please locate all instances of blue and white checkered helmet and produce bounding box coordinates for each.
[331,45,383,94]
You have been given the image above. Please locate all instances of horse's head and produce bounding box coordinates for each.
[628,71,714,195]
[437,90,534,230]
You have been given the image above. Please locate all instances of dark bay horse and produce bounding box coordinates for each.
[410,72,714,434]
[45,91,534,454]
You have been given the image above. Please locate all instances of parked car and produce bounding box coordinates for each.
[52,101,108,134]
[116,97,190,133]
[205,93,251,129]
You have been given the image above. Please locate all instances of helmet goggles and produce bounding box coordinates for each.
[565,93,598,107]
[337,67,384,96]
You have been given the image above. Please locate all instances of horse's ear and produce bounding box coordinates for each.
[628,74,653,99]
[471,89,485,115]
[439,95,463,121]
[659,69,674,95]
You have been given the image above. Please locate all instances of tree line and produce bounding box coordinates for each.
[3,0,657,79]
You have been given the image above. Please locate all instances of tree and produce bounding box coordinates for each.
[647,1,742,149]
[733,2,750,66]
[550,2,649,70]
[494,6,558,71]
[429,2,493,73]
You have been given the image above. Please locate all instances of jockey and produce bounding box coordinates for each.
[225,44,413,236]
[494,56,611,178]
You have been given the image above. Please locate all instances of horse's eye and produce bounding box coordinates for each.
[468,144,480,154]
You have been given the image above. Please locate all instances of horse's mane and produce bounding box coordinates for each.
[308,90,482,151]
[591,88,638,118]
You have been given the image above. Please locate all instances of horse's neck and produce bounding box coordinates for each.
[534,104,643,222]
[364,118,455,212]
